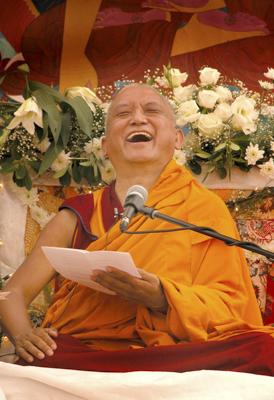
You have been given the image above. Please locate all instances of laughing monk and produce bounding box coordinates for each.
[0,84,273,375]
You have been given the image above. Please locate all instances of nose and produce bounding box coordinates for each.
[130,107,147,125]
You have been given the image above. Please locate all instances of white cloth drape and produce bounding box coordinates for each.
[0,362,274,400]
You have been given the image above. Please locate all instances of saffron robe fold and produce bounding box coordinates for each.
[42,160,273,351]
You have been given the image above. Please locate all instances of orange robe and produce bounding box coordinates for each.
[43,160,272,350]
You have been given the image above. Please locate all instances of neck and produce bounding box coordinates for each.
[114,162,167,204]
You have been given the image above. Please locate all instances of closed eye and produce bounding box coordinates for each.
[145,108,161,114]
[117,111,131,117]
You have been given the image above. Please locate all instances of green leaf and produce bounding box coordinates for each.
[28,80,65,102]
[71,163,82,183]
[81,165,96,185]
[13,172,32,190]
[59,170,71,186]
[15,165,27,179]
[60,111,72,147]
[232,157,246,164]
[195,150,211,159]
[63,97,93,136]
[79,160,93,167]
[38,142,63,175]
[41,112,49,140]
[0,158,16,173]
[214,143,226,152]
[216,166,227,179]
[29,159,41,172]
[17,63,30,74]
[229,142,240,151]
[53,166,69,179]
[32,89,62,142]
[187,160,202,175]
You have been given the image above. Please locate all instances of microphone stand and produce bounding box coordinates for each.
[138,206,274,262]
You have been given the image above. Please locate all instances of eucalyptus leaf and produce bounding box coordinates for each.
[33,89,61,142]
[60,111,72,147]
[28,80,65,102]
[53,166,69,179]
[63,97,93,136]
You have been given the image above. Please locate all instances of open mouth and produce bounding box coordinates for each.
[126,132,153,143]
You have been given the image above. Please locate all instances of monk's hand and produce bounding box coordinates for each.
[14,327,58,363]
[92,267,168,312]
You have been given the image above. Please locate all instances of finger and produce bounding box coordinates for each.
[16,339,46,361]
[94,272,134,295]
[45,327,58,338]
[29,331,56,355]
[38,329,58,350]
[15,346,34,363]
[103,267,139,283]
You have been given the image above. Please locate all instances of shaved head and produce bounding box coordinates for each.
[105,83,176,133]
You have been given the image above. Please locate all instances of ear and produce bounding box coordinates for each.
[101,135,108,157]
[175,127,184,150]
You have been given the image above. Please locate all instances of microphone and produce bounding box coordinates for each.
[120,185,148,232]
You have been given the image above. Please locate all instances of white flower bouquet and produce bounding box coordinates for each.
[0,66,273,190]
[153,65,274,181]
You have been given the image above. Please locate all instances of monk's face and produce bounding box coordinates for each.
[102,85,183,171]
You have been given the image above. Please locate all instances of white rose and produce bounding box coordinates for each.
[7,97,43,135]
[176,100,200,126]
[99,159,116,184]
[164,67,188,88]
[214,103,232,121]
[199,67,221,86]
[51,151,71,172]
[264,67,274,80]
[197,113,223,138]
[65,86,102,113]
[197,89,219,109]
[231,95,258,134]
[215,86,233,102]
[173,149,186,166]
[84,137,103,159]
[173,84,197,103]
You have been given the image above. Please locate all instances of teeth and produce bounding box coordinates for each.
[127,132,152,142]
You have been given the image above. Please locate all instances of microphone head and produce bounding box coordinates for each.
[125,185,148,203]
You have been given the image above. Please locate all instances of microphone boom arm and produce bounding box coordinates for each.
[139,206,274,261]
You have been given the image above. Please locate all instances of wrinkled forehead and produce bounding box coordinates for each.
[109,84,171,112]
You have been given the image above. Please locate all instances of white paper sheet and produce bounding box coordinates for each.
[41,247,140,295]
